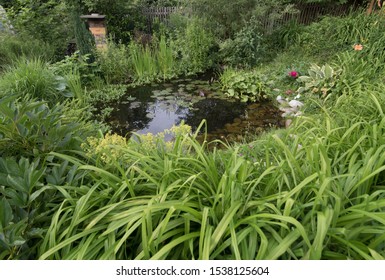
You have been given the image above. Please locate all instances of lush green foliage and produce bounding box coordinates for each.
[0,58,73,103]
[297,64,341,97]
[96,41,131,84]
[280,9,385,61]
[0,33,54,72]
[3,6,385,261]
[129,41,157,83]
[5,1,72,59]
[220,68,272,102]
[0,95,97,157]
[190,0,296,40]
[219,17,266,68]
[9,86,382,260]
[171,17,216,75]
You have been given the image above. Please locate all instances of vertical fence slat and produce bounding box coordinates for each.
[142,4,353,33]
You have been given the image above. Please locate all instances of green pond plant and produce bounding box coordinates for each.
[219,68,271,102]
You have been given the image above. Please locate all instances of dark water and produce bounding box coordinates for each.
[99,76,283,142]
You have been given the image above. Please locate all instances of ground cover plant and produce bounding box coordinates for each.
[1,2,385,260]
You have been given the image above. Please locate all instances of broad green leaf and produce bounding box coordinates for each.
[0,198,13,227]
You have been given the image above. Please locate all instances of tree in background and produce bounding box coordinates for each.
[3,0,72,59]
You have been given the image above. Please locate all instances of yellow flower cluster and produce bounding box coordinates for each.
[140,132,162,150]
[139,123,192,151]
[166,123,192,136]
[82,123,193,161]
[82,133,127,164]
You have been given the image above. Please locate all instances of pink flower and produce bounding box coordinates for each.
[289,71,299,78]
[285,89,294,95]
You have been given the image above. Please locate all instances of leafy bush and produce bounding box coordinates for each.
[0,95,97,157]
[219,68,271,102]
[0,58,72,104]
[6,1,72,60]
[268,19,305,50]
[51,51,101,86]
[96,40,131,84]
[0,157,52,259]
[297,64,341,97]
[172,18,217,74]
[0,155,93,259]
[219,17,266,68]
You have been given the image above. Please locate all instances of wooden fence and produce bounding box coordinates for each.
[261,3,352,33]
[142,6,184,30]
[142,3,354,33]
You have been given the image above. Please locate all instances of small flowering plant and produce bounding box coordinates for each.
[297,63,341,97]
[288,70,299,79]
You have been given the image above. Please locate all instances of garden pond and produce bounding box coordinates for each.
[98,76,284,143]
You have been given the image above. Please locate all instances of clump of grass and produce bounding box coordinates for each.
[129,41,158,84]
[0,57,61,103]
[0,33,54,72]
[155,35,176,80]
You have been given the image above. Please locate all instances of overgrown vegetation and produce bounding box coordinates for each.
[1,1,385,260]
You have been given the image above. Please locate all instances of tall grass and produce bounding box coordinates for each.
[0,57,60,102]
[129,41,158,84]
[36,87,385,260]
[156,35,176,80]
[0,33,54,72]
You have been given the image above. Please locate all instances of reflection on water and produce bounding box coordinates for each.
[97,76,283,142]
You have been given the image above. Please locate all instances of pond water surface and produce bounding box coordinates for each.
[99,76,283,142]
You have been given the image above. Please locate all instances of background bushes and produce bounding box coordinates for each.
[0,33,54,72]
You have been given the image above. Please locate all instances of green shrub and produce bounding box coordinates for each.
[220,17,266,68]
[0,95,97,157]
[155,35,177,80]
[6,1,72,60]
[0,155,94,260]
[297,64,342,98]
[129,40,158,84]
[268,19,305,50]
[219,68,271,102]
[172,17,216,74]
[51,51,101,86]
[96,40,131,84]
[0,157,54,260]
[0,58,72,103]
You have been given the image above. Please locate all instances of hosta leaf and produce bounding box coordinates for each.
[324,64,334,79]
